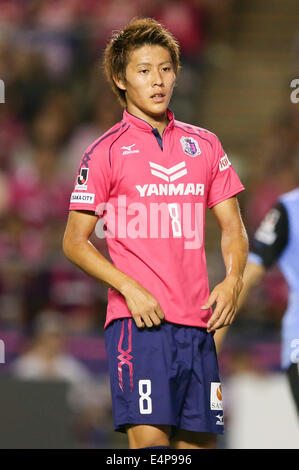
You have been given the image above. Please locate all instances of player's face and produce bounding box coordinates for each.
[116,44,176,121]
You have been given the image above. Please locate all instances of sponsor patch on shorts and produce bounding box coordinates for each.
[210,382,223,410]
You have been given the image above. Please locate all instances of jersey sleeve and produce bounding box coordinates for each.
[207,136,245,209]
[69,143,111,216]
[249,201,289,268]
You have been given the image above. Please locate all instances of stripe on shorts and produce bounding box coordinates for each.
[117,319,133,392]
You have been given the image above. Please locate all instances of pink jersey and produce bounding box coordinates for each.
[69,109,245,328]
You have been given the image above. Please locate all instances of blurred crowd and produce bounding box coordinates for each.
[0,0,298,447]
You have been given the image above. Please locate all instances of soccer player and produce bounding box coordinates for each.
[63,18,248,449]
[215,187,299,417]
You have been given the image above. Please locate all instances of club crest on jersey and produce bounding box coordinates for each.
[180,136,201,157]
[75,167,89,191]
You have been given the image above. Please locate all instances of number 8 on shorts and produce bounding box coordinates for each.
[139,380,152,414]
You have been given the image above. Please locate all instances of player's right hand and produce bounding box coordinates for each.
[121,281,165,328]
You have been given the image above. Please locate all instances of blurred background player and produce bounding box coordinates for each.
[215,180,299,418]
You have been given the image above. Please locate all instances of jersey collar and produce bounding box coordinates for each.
[123,108,174,132]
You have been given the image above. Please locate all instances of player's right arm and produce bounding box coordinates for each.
[63,210,165,328]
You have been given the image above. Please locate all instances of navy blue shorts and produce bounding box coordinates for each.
[104,318,224,435]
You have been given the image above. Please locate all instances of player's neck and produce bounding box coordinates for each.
[126,105,169,136]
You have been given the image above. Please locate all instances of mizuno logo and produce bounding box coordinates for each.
[121,144,140,155]
[149,161,187,182]
[122,144,135,151]
[216,414,224,425]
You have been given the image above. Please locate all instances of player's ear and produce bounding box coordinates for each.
[113,75,126,91]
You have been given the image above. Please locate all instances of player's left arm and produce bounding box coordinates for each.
[201,196,249,332]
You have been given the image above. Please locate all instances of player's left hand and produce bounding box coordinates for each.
[201,275,243,333]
